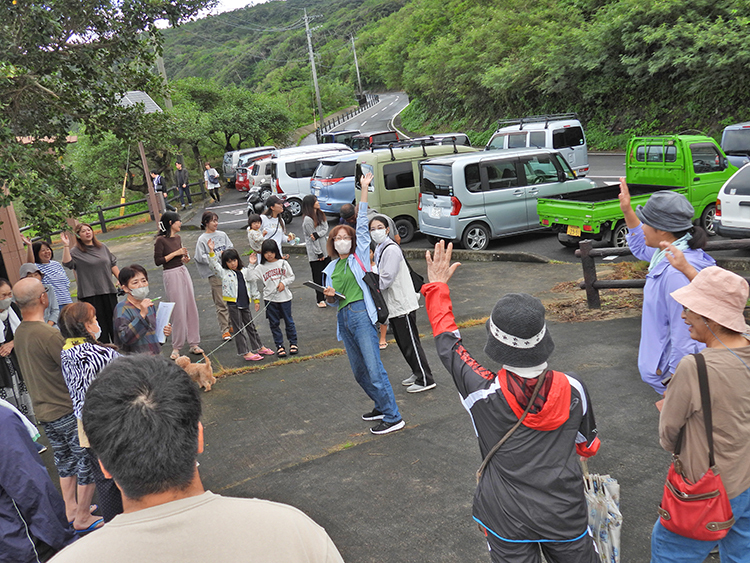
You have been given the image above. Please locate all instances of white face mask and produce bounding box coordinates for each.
[370,228,388,244]
[92,323,102,341]
[334,239,352,255]
[130,286,149,300]
[0,298,11,311]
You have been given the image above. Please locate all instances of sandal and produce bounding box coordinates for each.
[189,346,204,355]
[289,344,299,355]
[379,342,388,350]
[277,346,287,358]
[170,350,180,360]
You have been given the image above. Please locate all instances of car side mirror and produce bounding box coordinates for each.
[558,171,567,182]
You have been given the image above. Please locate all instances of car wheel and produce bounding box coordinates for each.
[610,220,629,248]
[700,203,716,235]
[281,209,293,225]
[461,223,490,251]
[287,198,302,217]
[260,187,272,201]
[395,218,416,244]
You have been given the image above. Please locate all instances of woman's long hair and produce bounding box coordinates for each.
[158,212,181,238]
[59,302,116,350]
[301,195,326,227]
[74,223,103,252]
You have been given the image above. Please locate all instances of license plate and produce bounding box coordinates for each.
[429,206,442,219]
[566,225,581,236]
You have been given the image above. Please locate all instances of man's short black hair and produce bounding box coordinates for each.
[82,355,202,500]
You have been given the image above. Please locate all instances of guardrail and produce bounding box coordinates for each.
[575,238,750,308]
[315,95,380,142]
[21,181,208,241]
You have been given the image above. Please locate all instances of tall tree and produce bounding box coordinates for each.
[0,0,216,235]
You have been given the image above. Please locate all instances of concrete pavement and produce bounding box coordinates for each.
[37,187,717,562]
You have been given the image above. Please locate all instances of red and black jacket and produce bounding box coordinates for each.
[423,282,600,542]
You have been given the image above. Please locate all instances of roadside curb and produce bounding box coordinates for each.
[280,243,551,264]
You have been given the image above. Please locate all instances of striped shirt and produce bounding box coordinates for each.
[37,260,73,306]
[60,340,120,419]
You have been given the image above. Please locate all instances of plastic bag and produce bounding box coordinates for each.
[582,460,622,563]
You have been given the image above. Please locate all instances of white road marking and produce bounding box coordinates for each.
[206,202,246,210]
[361,120,367,126]
[223,209,246,216]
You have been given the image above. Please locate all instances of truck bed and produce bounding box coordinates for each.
[543,183,665,203]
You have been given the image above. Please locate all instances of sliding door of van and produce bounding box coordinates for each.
[520,153,572,227]
[479,157,526,235]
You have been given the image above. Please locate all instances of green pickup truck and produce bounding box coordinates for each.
[537,134,738,247]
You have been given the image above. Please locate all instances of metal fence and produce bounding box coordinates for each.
[575,238,750,308]
[315,95,380,142]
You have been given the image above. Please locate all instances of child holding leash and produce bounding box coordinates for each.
[247,239,298,358]
[207,239,274,361]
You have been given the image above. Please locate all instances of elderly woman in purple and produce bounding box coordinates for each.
[618,179,715,400]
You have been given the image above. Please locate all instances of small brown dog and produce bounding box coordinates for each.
[175,353,216,392]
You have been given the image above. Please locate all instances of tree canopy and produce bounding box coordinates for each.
[0,0,215,235]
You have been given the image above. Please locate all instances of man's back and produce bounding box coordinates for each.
[50,492,344,563]
[14,321,70,423]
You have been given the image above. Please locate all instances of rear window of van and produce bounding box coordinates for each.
[552,126,585,149]
[421,164,453,196]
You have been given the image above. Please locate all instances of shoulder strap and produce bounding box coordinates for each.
[376,240,398,268]
[476,371,547,483]
[673,353,714,466]
[352,253,367,273]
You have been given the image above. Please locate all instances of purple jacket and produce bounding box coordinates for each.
[627,224,715,394]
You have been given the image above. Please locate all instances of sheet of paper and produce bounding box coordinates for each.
[156,302,175,344]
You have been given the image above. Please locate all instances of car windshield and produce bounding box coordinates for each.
[723,129,750,155]
[421,164,453,196]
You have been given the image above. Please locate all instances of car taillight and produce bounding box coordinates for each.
[418,193,422,211]
[320,177,343,186]
[276,179,282,194]
[583,225,593,232]
[450,196,462,216]
[541,219,549,226]
[716,199,722,217]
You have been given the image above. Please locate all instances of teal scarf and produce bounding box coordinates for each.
[649,233,692,272]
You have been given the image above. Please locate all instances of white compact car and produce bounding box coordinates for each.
[715,163,750,238]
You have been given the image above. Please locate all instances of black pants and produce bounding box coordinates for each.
[390,310,433,385]
[486,529,599,563]
[86,448,122,522]
[80,293,118,344]
[210,187,221,202]
[178,186,193,206]
[309,257,330,303]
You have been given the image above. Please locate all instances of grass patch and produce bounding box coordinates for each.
[212,347,346,378]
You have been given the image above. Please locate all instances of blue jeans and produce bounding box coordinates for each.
[265,300,297,348]
[338,300,401,423]
[651,486,750,562]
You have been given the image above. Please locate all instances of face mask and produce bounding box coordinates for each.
[130,286,149,300]
[92,323,102,341]
[0,298,12,311]
[370,228,388,244]
[334,239,352,255]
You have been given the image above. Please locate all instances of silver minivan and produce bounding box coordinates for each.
[418,148,596,250]
[485,114,589,176]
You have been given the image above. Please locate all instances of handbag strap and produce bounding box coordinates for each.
[476,371,547,484]
[673,353,715,467]
[352,252,368,273]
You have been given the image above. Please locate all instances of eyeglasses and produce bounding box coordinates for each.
[682,306,691,314]
[333,236,352,242]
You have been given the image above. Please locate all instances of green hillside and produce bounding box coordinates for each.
[163,0,750,148]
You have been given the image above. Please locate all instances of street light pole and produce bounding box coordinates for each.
[304,9,324,125]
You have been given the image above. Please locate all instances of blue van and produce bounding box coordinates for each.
[309,153,359,214]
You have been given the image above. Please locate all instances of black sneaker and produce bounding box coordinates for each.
[362,408,384,421]
[370,419,405,435]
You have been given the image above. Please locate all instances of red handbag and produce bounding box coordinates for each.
[658,353,735,541]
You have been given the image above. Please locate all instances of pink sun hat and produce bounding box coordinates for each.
[670,266,750,333]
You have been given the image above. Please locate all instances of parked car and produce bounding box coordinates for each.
[222,146,276,188]
[350,131,400,151]
[248,158,275,200]
[715,164,750,238]
[320,129,360,147]
[721,121,750,169]
[407,133,471,147]
[271,148,353,217]
[536,134,738,247]
[354,144,478,243]
[236,151,275,192]
[485,114,589,177]
[309,153,359,215]
[418,148,596,251]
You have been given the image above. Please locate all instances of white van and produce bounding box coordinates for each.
[271,148,353,217]
[485,114,589,176]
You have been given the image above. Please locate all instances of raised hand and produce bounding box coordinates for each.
[659,241,698,281]
[425,240,461,285]
[60,232,71,247]
[618,177,631,213]
[207,238,215,253]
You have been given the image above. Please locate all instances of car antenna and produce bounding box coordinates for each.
[388,143,395,161]
[421,139,427,158]
[451,136,457,154]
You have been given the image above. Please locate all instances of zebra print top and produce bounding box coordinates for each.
[61,340,120,419]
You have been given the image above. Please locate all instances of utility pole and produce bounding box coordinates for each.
[155,54,173,110]
[351,34,363,95]
[304,9,324,125]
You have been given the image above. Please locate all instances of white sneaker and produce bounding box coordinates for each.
[401,374,418,386]
[407,382,437,394]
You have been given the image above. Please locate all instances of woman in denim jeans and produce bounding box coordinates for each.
[322,173,404,435]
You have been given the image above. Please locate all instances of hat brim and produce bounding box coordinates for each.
[671,284,749,333]
[484,319,555,367]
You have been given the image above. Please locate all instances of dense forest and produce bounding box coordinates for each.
[162,0,750,148]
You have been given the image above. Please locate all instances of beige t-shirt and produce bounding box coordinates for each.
[50,491,344,563]
[660,346,750,498]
